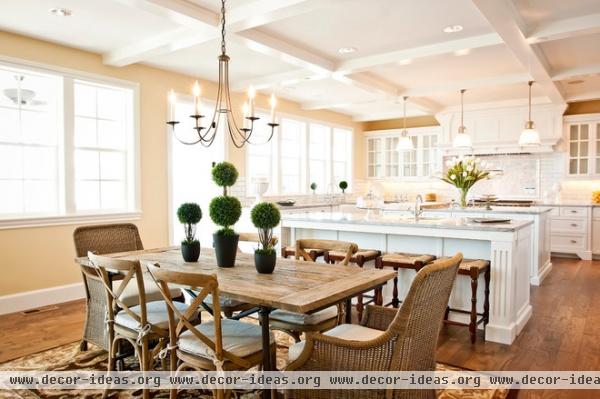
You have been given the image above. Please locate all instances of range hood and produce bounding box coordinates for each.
[435,103,566,156]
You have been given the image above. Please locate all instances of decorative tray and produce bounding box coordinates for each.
[467,217,511,224]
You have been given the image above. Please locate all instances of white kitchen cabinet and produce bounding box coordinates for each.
[564,114,600,177]
[592,208,600,255]
[365,127,441,179]
[546,205,592,260]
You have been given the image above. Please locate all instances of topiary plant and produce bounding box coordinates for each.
[212,161,239,195]
[251,202,281,255]
[310,182,317,194]
[339,180,348,193]
[209,195,242,236]
[177,202,202,243]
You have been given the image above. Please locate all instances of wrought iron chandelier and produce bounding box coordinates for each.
[166,0,278,147]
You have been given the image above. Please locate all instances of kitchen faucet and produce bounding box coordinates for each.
[414,194,424,221]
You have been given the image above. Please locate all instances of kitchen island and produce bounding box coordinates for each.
[280,212,534,345]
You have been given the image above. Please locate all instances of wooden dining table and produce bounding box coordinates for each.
[76,246,396,398]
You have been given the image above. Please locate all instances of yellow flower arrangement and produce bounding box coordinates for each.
[441,156,490,207]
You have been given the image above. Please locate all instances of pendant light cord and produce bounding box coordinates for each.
[403,96,408,131]
[460,89,465,128]
[220,0,227,55]
[528,81,533,121]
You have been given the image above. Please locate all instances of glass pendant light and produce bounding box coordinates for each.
[452,89,472,150]
[519,81,541,147]
[396,96,414,151]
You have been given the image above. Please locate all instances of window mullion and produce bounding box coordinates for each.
[63,77,76,214]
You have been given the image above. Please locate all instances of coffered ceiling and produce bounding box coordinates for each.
[1,0,599,120]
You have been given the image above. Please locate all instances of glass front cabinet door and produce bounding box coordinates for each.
[565,115,600,177]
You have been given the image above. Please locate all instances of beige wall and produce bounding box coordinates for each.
[565,100,600,115]
[361,116,439,131]
[0,31,361,296]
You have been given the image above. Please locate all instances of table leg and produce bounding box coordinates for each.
[258,306,273,399]
[345,298,352,324]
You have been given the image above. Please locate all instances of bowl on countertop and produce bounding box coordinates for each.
[276,200,296,207]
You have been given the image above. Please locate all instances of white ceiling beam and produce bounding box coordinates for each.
[471,0,566,105]
[232,30,335,74]
[528,13,600,43]
[399,73,532,97]
[230,69,322,91]
[336,33,503,74]
[566,91,600,102]
[105,0,336,68]
[551,64,600,81]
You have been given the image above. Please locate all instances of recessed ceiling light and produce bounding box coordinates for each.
[49,7,72,16]
[443,25,463,33]
[568,80,584,85]
[454,48,471,56]
[338,47,357,54]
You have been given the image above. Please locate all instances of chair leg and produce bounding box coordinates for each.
[355,257,365,322]
[79,339,88,351]
[469,268,479,344]
[391,273,399,308]
[484,266,491,325]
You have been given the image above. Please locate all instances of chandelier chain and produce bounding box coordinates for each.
[220,0,226,55]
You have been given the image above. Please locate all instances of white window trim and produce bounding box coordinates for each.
[245,110,354,196]
[0,56,141,229]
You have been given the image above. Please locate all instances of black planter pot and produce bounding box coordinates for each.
[181,240,201,262]
[254,252,276,274]
[213,233,239,268]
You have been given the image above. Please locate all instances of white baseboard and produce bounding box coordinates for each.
[0,282,85,315]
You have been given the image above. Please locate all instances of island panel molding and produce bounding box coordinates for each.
[281,212,534,345]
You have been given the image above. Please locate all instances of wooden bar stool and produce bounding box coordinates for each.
[281,246,325,262]
[324,249,382,323]
[375,252,437,308]
[441,258,490,343]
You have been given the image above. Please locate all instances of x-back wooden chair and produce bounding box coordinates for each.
[146,263,276,399]
[269,239,358,342]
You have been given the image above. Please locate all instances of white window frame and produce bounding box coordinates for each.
[365,127,441,180]
[245,111,354,196]
[0,56,140,229]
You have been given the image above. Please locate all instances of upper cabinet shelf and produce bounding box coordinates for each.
[564,114,600,178]
[365,127,441,180]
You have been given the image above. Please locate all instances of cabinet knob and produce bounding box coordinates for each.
[571,223,578,227]
[571,210,577,213]
[570,239,577,244]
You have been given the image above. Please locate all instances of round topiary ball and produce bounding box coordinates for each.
[251,202,281,229]
[209,195,242,228]
[339,181,348,191]
[212,162,239,188]
[177,202,202,224]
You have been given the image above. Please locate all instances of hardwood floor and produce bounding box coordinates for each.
[0,257,598,398]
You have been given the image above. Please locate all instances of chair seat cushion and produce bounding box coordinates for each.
[438,257,490,271]
[119,274,182,307]
[114,300,191,331]
[288,324,384,362]
[270,306,338,325]
[204,294,249,309]
[329,249,380,259]
[179,319,275,359]
[381,253,436,265]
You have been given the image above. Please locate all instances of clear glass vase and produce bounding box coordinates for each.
[458,188,469,208]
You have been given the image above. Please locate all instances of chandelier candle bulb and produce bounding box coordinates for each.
[269,94,277,124]
[168,90,176,121]
[192,81,201,116]
[248,86,256,117]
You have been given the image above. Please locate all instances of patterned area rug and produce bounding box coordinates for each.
[0,333,510,399]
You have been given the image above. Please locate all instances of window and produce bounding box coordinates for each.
[246,112,276,195]
[308,123,330,193]
[246,115,353,195]
[0,68,60,216]
[0,61,138,225]
[332,128,352,188]
[279,118,304,194]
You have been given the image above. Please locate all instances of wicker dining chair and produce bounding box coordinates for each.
[73,223,143,351]
[285,252,463,399]
[146,263,276,399]
[73,223,181,351]
[87,253,196,399]
[269,239,358,342]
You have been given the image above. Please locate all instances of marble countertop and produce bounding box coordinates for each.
[423,206,552,215]
[536,202,599,207]
[282,212,533,232]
